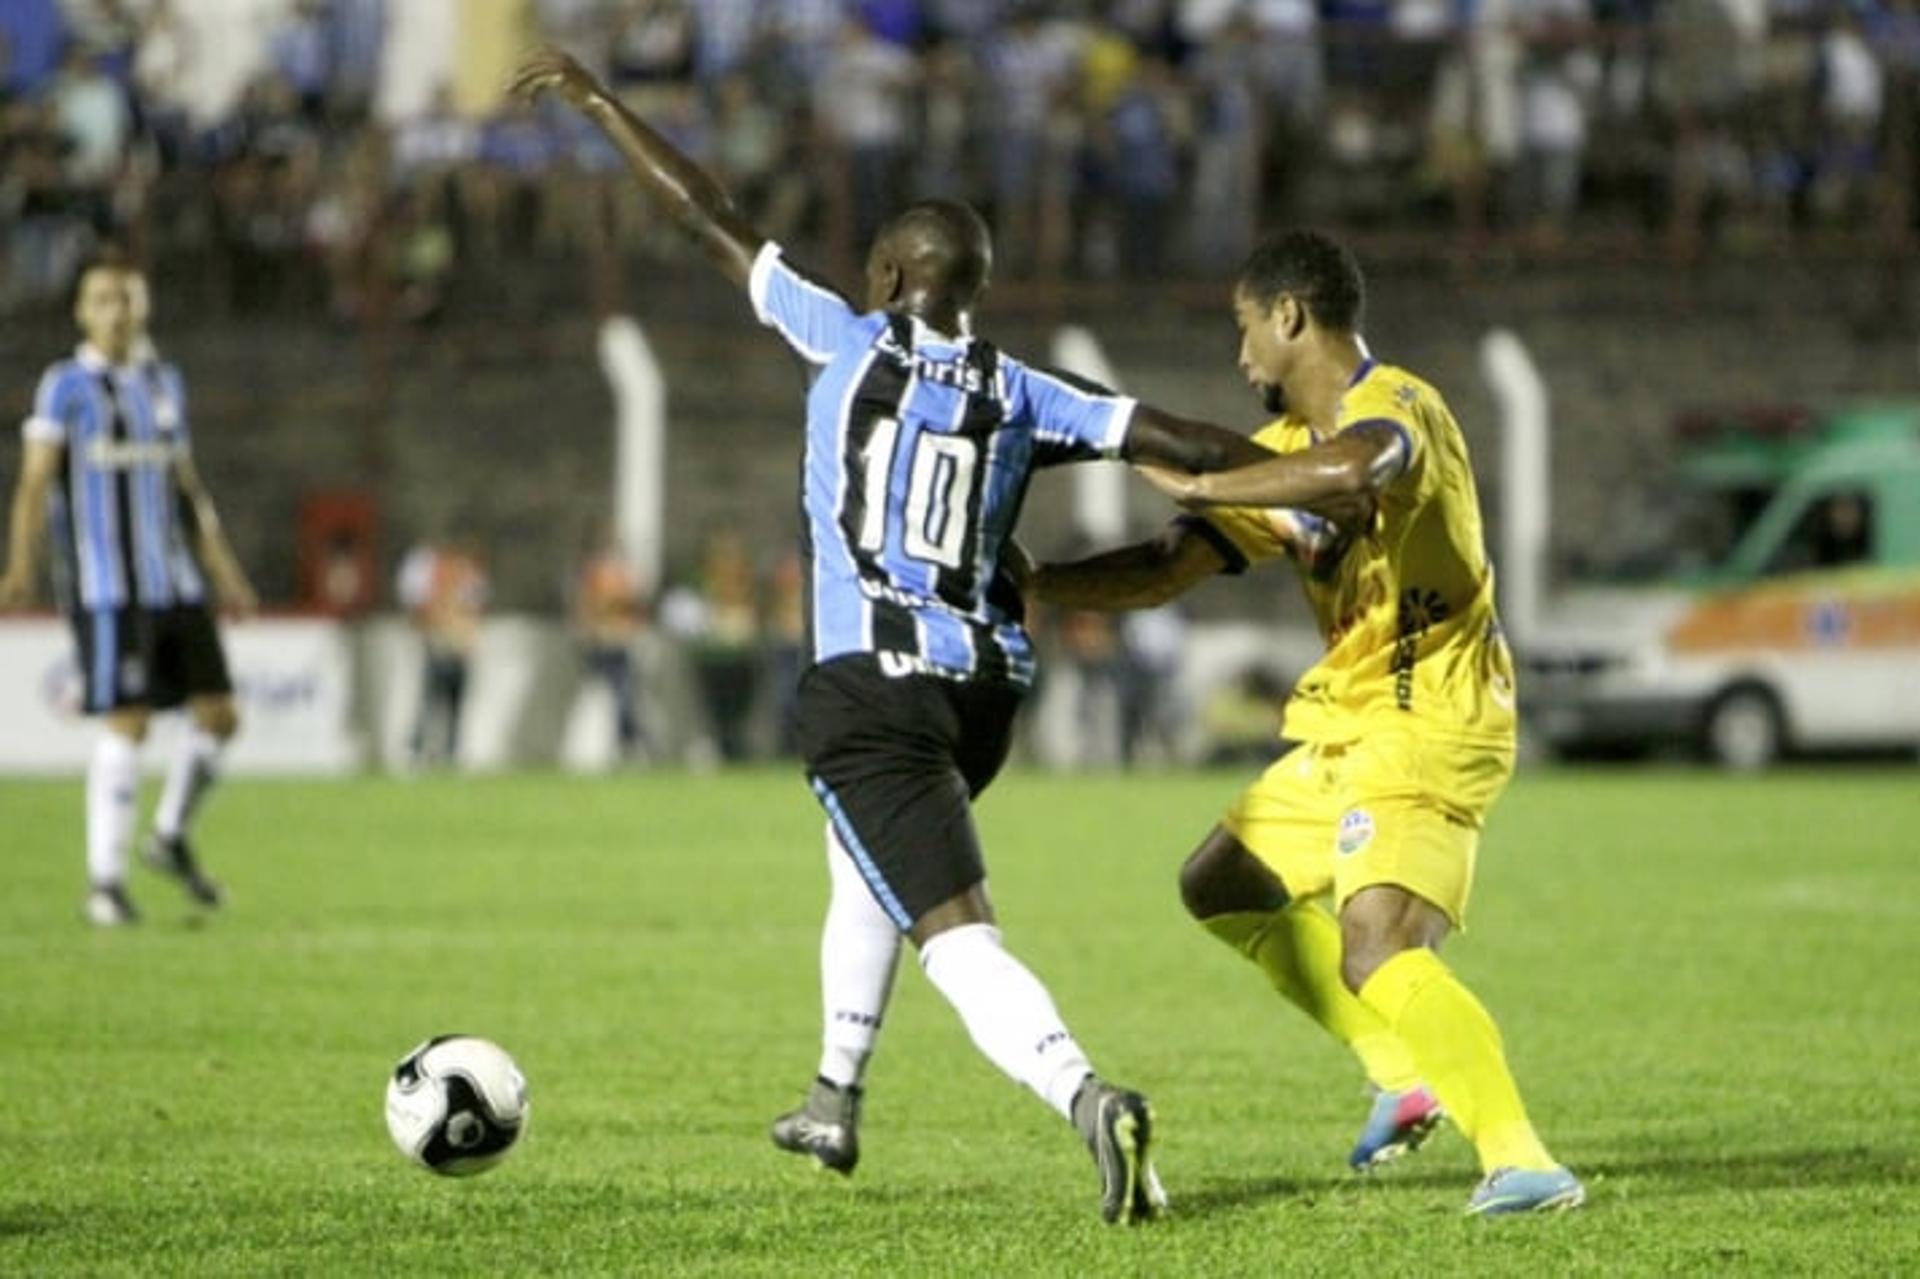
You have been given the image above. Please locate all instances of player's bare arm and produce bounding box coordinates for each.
[175,455,258,619]
[1138,420,1406,511]
[1122,405,1275,476]
[511,49,761,288]
[0,439,62,609]
[1026,522,1231,612]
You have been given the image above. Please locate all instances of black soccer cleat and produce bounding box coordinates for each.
[770,1077,862,1176]
[85,882,140,928]
[143,833,224,908]
[1072,1077,1168,1225]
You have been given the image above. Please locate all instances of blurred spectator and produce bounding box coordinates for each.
[1813,6,1883,226]
[664,533,762,764]
[270,0,334,120]
[982,8,1081,278]
[1117,605,1188,767]
[1,0,67,97]
[608,0,695,88]
[572,522,653,763]
[397,535,489,770]
[815,17,919,263]
[764,548,808,758]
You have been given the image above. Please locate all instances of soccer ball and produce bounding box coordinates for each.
[384,1035,529,1175]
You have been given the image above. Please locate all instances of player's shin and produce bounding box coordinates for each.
[154,727,223,842]
[87,731,139,888]
[1203,903,1419,1092]
[917,923,1092,1117]
[818,827,902,1088]
[1357,948,1555,1173]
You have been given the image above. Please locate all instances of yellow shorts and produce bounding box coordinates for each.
[1220,733,1514,926]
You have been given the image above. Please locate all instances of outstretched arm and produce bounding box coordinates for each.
[1138,421,1407,512]
[1123,404,1277,474]
[511,49,761,287]
[1025,520,1234,612]
[0,440,60,609]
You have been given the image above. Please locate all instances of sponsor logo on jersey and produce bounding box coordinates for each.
[84,439,181,469]
[1337,808,1375,857]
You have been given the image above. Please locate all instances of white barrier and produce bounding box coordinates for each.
[0,616,359,774]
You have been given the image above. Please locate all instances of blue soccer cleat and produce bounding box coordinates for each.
[1349,1085,1444,1171]
[1465,1165,1586,1216]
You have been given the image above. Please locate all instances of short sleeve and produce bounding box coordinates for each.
[748,242,860,364]
[1001,358,1137,465]
[22,365,75,445]
[1337,376,1424,493]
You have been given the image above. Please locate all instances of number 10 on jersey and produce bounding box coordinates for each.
[858,418,978,571]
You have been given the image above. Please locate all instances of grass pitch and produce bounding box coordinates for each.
[3,765,1917,1276]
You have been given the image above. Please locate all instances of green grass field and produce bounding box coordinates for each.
[3,767,1917,1276]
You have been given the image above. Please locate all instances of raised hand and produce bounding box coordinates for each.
[509,48,603,109]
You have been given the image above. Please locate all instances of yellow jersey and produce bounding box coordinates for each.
[1200,359,1517,747]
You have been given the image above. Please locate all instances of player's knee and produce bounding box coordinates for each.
[107,711,151,744]
[1179,829,1287,921]
[198,699,240,740]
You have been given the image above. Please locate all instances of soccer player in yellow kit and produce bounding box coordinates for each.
[1026,230,1583,1215]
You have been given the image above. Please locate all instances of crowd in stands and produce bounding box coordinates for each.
[5,0,1919,317]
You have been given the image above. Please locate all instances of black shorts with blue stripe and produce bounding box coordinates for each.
[69,603,232,714]
[796,654,1023,931]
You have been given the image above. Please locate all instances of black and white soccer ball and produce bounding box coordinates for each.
[384,1035,529,1176]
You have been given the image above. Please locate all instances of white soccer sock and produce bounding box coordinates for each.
[87,732,140,887]
[154,727,224,841]
[918,922,1095,1119]
[816,825,902,1089]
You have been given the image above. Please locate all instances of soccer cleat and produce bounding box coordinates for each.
[770,1077,861,1176]
[1072,1077,1167,1225]
[1349,1085,1444,1172]
[85,883,140,927]
[143,833,223,908]
[1465,1165,1586,1216]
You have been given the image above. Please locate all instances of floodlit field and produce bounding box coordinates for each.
[4,766,1917,1275]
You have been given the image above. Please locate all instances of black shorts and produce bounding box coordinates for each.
[796,654,1023,930]
[70,604,233,714]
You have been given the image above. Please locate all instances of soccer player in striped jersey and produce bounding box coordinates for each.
[1025,230,1583,1215]
[1,258,258,927]
[514,48,1271,1223]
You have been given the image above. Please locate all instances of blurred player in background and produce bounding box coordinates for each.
[0,256,258,926]
[571,519,651,763]
[1026,230,1584,1215]
[397,534,488,769]
[514,47,1275,1224]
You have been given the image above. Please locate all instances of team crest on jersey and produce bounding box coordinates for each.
[1336,808,1375,857]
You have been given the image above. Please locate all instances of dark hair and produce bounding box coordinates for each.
[880,199,993,301]
[1237,230,1364,332]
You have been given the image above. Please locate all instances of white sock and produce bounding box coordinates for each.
[816,825,902,1089]
[87,732,140,887]
[154,727,223,841]
[918,922,1095,1119]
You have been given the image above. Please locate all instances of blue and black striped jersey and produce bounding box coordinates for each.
[750,243,1135,686]
[22,344,207,611]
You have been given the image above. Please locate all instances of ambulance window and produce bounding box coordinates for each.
[1765,491,1874,575]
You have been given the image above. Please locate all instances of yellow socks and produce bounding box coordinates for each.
[1204,903,1421,1093]
[1357,947,1556,1172]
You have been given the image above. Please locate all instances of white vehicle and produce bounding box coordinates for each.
[1520,406,1920,769]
